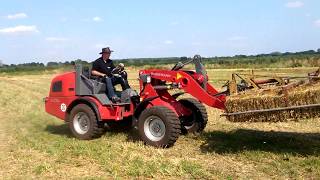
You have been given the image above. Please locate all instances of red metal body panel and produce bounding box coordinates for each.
[87,96,134,121]
[45,96,76,120]
[45,95,134,121]
[49,72,76,97]
[141,83,192,116]
[139,69,226,110]
[45,71,134,122]
[45,72,76,120]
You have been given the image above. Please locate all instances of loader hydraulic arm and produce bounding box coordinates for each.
[139,55,226,110]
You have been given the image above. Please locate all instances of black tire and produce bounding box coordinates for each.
[68,104,105,140]
[138,106,181,148]
[178,98,208,134]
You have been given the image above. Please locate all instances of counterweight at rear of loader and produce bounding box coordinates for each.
[222,69,320,122]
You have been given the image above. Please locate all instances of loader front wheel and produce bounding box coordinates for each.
[179,98,208,134]
[68,104,104,140]
[138,106,181,148]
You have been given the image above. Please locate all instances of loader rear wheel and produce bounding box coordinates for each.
[179,98,208,134]
[138,106,181,148]
[68,104,105,140]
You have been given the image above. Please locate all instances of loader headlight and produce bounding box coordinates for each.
[140,74,152,83]
[146,75,151,83]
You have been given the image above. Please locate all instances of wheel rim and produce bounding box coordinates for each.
[73,112,90,135]
[144,115,166,141]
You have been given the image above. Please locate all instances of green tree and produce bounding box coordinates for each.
[47,62,59,67]
[180,56,188,62]
[270,51,282,56]
[74,59,89,65]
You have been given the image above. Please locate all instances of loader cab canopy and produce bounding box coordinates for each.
[74,64,138,105]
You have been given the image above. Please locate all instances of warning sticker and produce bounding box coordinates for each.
[60,103,67,112]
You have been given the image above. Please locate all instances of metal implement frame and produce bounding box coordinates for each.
[228,72,286,95]
[222,103,320,117]
[228,67,320,96]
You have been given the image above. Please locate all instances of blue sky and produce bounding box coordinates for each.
[0,0,319,64]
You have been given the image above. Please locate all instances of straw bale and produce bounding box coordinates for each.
[225,82,320,122]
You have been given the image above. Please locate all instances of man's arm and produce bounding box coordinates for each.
[92,60,107,77]
[91,70,107,77]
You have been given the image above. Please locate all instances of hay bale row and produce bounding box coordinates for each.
[225,82,320,122]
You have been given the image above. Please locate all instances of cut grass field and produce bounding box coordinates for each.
[0,67,320,179]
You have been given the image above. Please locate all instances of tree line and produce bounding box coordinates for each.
[1,49,320,73]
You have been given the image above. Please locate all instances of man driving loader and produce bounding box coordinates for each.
[92,47,130,103]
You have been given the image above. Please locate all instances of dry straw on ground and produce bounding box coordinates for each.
[225,81,320,122]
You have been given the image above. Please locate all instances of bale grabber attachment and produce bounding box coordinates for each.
[222,68,320,122]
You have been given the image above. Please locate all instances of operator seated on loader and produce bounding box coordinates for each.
[91,47,130,103]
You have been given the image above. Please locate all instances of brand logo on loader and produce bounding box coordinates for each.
[60,103,66,112]
[176,73,182,80]
[150,72,171,78]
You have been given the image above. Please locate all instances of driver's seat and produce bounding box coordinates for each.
[76,64,106,95]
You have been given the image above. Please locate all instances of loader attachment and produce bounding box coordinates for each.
[223,68,320,122]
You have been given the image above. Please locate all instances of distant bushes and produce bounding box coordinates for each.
[1,49,320,74]
[116,50,320,69]
[204,54,320,69]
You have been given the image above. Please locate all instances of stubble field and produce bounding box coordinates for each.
[0,67,319,179]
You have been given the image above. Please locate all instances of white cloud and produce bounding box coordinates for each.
[228,36,247,41]
[93,16,103,22]
[46,37,68,42]
[0,25,39,34]
[285,1,304,8]
[6,13,28,19]
[164,40,173,44]
[83,16,103,22]
[314,19,320,27]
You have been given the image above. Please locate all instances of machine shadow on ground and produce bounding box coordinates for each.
[45,123,73,138]
[200,129,320,156]
[45,123,141,142]
[45,123,320,156]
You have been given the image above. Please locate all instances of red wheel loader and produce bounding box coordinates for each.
[44,55,226,147]
[45,54,320,147]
